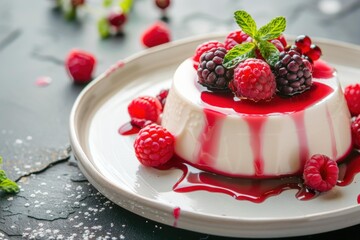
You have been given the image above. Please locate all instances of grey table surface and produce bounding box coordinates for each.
[1,0,360,239]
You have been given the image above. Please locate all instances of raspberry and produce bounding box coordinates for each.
[65,49,96,84]
[303,154,339,192]
[197,47,234,92]
[156,89,169,108]
[134,124,174,167]
[224,30,252,50]
[192,41,225,69]
[352,115,360,149]
[273,49,313,96]
[277,34,287,48]
[128,96,162,122]
[229,58,276,101]
[344,84,360,116]
[141,21,171,48]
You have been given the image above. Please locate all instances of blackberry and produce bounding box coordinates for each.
[197,47,233,92]
[273,49,313,96]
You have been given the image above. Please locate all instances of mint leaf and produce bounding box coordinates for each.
[223,42,256,69]
[0,178,20,194]
[119,0,133,14]
[234,10,257,38]
[259,41,280,67]
[97,17,110,39]
[256,16,286,41]
[0,170,6,182]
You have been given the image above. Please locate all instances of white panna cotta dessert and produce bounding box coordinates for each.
[161,58,352,178]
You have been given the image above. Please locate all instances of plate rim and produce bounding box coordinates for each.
[69,34,360,238]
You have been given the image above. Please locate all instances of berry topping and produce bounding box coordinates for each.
[273,49,313,96]
[65,49,96,84]
[307,44,322,61]
[312,59,334,79]
[156,89,169,108]
[155,0,171,10]
[134,124,174,167]
[141,21,171,48]
[197,47,234,92]
[344,84,360,116]
[303,154,339,192]
[192,41,225,69]
[128,96,162,122]
[351,115,360,149]
[229,58,276,101]
[295,35,312,54]
[224,30,252,51]
[277,34,288,48]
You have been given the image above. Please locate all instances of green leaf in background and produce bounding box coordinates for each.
[97,17,111,39]
[0,178,20,194]
[223,42,256,69]
[0,170,6,182]
[259,41,280,67]
[234,10,257,38]
[103,0,113,8]
[256,16,286,41]
[119,0,133,14]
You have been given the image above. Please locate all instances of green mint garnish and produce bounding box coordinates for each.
[223,42,256,69]
[224,10,287,68]
[0,156,20,194]
[103,0,113,8]
[97,17,111,39]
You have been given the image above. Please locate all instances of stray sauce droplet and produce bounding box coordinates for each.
[173,207,181,227]
[35,76,52,87]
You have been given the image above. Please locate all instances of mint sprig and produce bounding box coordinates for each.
[0,156,20,194]
[223,10,286,68]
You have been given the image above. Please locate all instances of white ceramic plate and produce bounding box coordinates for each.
[69,34,360,238]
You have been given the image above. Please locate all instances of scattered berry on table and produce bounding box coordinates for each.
[352,115,360,149]
[229,58,276,101]
[303,154,339,192]
[224,30,252,51]
[344,84,360,116]
[141,21,171,48]
[197,47,234,92]
[65,49,96,84]
[295,35,312,54]
[155,0,171,10]
[128,96,162,122]
[134,124,174,167]
[156,89,169,108]
[107,9,127,30]
[192,41,225,69]
[272,49,313,96]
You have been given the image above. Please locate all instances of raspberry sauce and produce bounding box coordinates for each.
[173,207,181,227]
[118,122,140,135]
[158,151,360,203]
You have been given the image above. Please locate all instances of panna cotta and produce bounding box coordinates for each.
[161,58,352,178]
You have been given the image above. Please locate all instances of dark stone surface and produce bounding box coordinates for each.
[1,0,360,239]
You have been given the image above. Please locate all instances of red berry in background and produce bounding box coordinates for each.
[141,21,171,48]
[295,35,312,54]
[65,49,96,84]
[192,40,224,69]
[155,0,171,10]
[351,115,360,149]
[107,10,127,28]
[128,96,162,122]
[229,58,276,101]
[303,154,339,192]
[134,124,174,167]
[224,30,252,50]
[71,0,85,7]
[344,84,360,116]
[307,44,322,61]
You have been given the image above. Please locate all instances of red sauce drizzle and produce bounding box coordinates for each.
[118,122,140,136]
